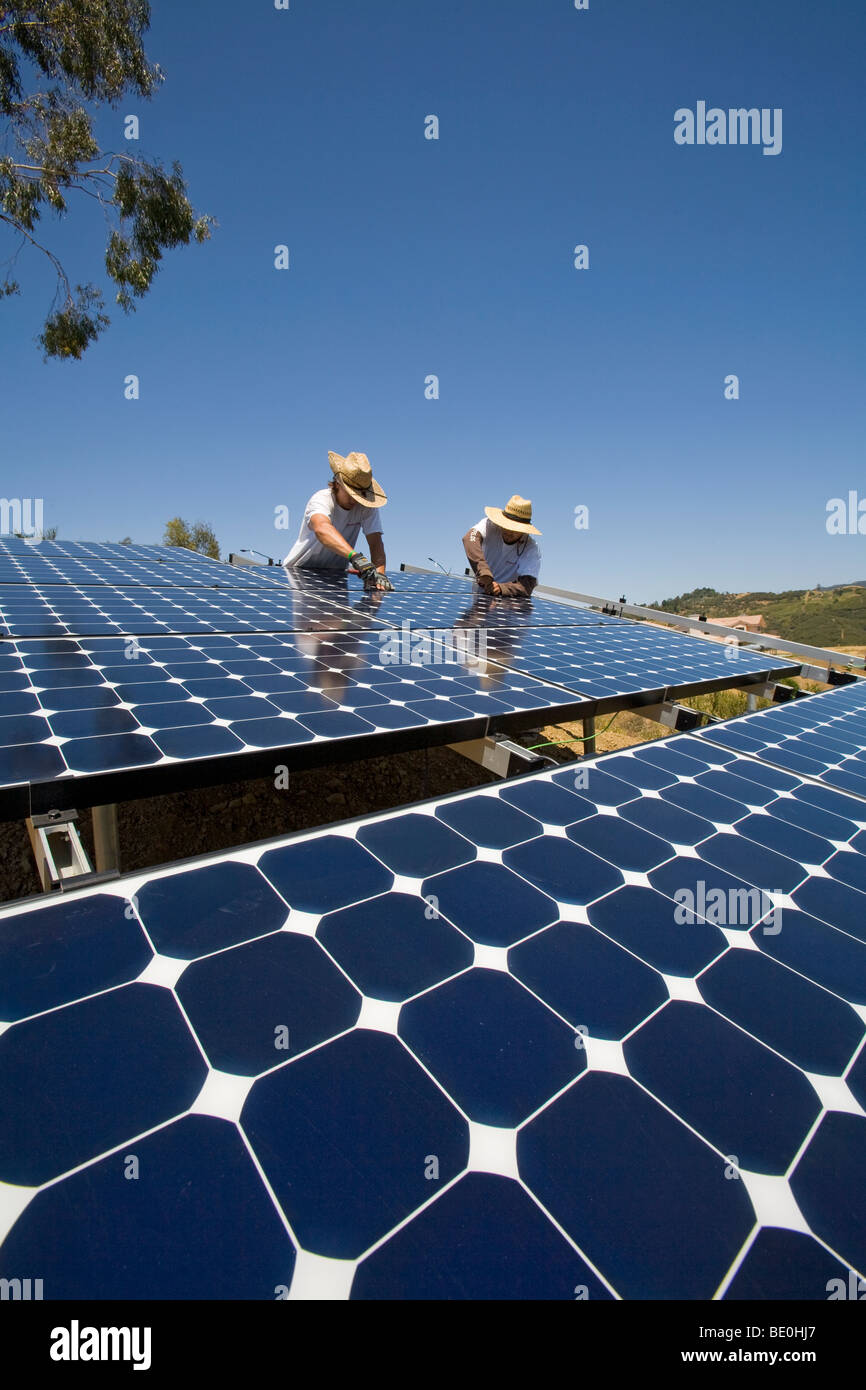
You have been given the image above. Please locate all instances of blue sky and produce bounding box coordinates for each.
[2,0,864,601]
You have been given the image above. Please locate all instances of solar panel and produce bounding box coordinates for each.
[0,539,289,590]
[0,631,587,817]
[1,733,864,1298]
[476,624,799,707]
[696,680,866,800]
[351,587,617,630]
[0,581,385,638]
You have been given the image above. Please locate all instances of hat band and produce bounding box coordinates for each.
[502,508,531,523]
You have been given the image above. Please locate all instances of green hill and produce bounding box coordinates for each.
[645,585,866,649]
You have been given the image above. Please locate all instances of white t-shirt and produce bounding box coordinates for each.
[283,487,384,570]
[471,516,541,583]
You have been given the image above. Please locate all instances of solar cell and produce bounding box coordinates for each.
[0,630,586,817]
[1,734,864,1298]
[696,680,866,801]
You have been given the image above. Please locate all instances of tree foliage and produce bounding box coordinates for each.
[164,517,220,560]
[0,1,212,358]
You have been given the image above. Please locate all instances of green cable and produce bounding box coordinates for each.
[527,711,621,751]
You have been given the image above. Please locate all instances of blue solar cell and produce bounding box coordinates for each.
[587,884,727,975]
[62,732,163,773]
[152,723,245,758]
[660,779,746,825]
[697,831,806,894]
[790,1114,866,1275]
[566,815,674,873]
[228,716,315,748]
[0,1116,296,1300]
[754,910,866,1004]
[435,793,541,848]
[48,707,140,738]
[504,835,623,905]
[0,895,150,1022]
[498,779,595,826]
[625,1001,820,1171]
[518,1072,756,1300]
[648,859,775,933]
[0,741,65,782]
[241,1030,469,1259]
[421,859,558,946]
[352,1172,613,1300]
[824,849,866,893]
[400,968,584,1126]
[698,950,864,1074]
[791,875,866,943]
[356,812,474,877]
[722,1229,853,1301]
[618,796,715,846]
[0,713,51,745]
[259,835,393,913]
[0,984,207,1185]
[551,765,639,805]
[176,932,362,1074]
[136,862,288,958]
[317,892,473,1002]
[590,753,675,790]
[733,812,834,866]
[509,920,668,1037]
[766,795,858,842]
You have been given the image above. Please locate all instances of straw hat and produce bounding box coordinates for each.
[484,495,541,536]
[328,451,387,508]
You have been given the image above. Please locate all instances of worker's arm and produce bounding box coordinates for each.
[495,575,537,598]
[309,512,355,560]
[462,527,495,591]
[368,531,386,573]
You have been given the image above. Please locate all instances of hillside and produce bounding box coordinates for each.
[645,585,866,649]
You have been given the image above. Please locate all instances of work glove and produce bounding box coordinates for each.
[351,553,393,592]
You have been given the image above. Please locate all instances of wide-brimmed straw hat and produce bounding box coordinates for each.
[484,494,541,536]
[328,451,387,508]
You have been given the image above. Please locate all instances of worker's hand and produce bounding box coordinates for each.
[350,552,374,578]
[375,572,395,592]
[476,572,495,594]
[490,581,502,596]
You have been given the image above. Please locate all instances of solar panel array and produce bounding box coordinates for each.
[697,679,866,802]
[2,731,864,1299]
[0,541,801,817]
[480,625,797,706]
[0,631,579,816]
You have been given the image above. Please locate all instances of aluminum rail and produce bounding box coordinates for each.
[399,564,865,672]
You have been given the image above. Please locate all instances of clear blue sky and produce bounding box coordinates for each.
[2,0,864,602]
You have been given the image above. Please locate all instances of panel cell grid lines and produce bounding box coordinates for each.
[0,539,290,589]
[2,733,865,1300]
[696,680,866,801]
[479,624,798,705]
[0,580,384,638]
[0,631,584,816]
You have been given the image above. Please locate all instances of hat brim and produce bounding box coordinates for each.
[329,452,387,508]
[484,506,541,536]
[341,479,387,509]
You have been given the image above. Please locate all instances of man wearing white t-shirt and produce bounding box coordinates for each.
[462,494,542,598]
[283,451,393,591]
